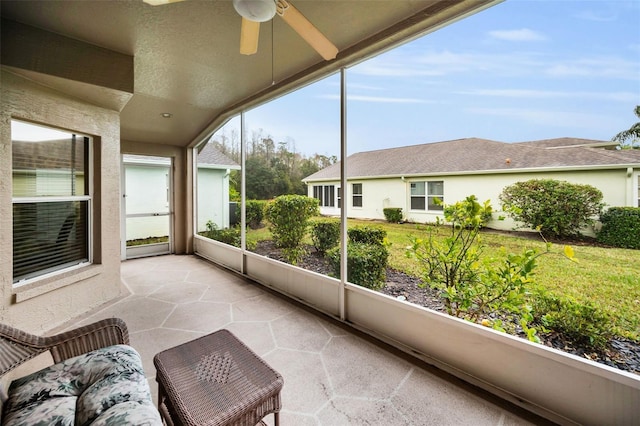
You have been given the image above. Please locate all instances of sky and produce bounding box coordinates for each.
[226,0,640,157]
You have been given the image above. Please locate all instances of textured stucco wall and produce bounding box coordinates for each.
[1,70,123,332]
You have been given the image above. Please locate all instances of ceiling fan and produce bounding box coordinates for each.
[142,0,338,61]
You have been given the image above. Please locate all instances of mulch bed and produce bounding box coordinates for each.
[252,239,640,375]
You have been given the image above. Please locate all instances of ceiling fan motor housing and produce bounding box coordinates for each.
[233,0,277,22]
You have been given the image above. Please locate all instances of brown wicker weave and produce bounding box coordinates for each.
[154,329,283,426]
[0,318,129,377]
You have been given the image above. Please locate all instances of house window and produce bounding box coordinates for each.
[313,185,323,206]
[337,187,341,208]
[324,185,335,207]
[352,183,363,207]
[11,120,91,283]
[313,185,335,207]
[411,180,444,211]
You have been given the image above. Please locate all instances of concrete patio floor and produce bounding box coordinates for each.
[64,254,552,425]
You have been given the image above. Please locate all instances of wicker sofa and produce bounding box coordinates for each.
[0,318,161,425]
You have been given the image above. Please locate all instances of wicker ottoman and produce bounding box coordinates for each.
[154,329,283,426]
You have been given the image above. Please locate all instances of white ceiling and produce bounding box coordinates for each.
[1,0,499,147]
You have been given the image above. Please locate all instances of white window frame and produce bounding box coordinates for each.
[352,183,363,208]
[11,121,93,285]
[410,180,444,211]
[313,184,336,207]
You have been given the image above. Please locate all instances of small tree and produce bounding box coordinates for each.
[406,195,575,341]
[499,179,604,238]
[264,195,319,263]
[407,196,491,318]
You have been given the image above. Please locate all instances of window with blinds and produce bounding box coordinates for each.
[11,120,91,284]
[313,185,335,207]
[410,180,444,211]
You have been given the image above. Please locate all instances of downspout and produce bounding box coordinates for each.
[625,167,634,206]
[339,67,348,321]
[401,176,407,221]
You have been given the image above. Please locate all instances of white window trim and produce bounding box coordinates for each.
[352,183,363,208]
[11,123,94,286]
[409,180,444,211]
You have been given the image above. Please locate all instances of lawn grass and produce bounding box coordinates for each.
[246,218,640,341]
[126,236,169,246]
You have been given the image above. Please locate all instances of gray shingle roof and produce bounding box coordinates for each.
[197,144,239,168]
[304,138,640,181]
[515,137,619,149]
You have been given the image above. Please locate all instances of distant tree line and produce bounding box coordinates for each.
[209,128,337,200]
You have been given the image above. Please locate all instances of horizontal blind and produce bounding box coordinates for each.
[11,125,91,283]
[13,200,89,283]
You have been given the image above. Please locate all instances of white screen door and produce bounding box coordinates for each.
[122,155,173,259]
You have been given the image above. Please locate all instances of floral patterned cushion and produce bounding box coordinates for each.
[2,345,161,426]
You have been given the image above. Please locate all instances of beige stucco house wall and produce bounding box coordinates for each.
[308,167,639,235]
[1,71,123,332]
[305,138,640,234]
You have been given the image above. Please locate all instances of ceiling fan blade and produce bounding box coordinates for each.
[142,0,185,6]
[277,0,338,61]
[240,18,260,55]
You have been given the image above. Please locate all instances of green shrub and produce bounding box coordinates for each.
[328,242,388,290]
[532,289,613,350]
[383,207,403,223]
[327,224,389,289]
[499,179,604,238]
[311,219,340,254]
[597,207,640,249]
[246,199,266,229]
[202,221,241,247]
[264,195,319,263]
[348,225,387,246]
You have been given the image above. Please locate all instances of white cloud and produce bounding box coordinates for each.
[319,94,430,104]
[456,89,638,103]
[545,56,640,80]
[351,49,540,78]
[351,49,640,84]
[467,107,613,131]
[628,43,640,54]
[488,28,548,42]
[573,10,617,22]
[326,82,384,91]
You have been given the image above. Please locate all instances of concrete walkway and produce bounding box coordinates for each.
[65,254,549,425]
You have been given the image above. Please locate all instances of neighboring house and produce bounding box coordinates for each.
[123,144,239,241]
[196,144,240,232]
[303,137,640,233]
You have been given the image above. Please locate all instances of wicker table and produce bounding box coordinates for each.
[153,329,283,426]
